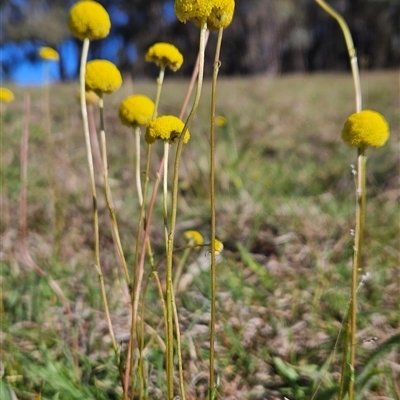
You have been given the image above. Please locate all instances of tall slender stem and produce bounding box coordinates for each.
[314,0,362,112]
[313,3,363,398]
[135,126,144,207]
[79,38,100,272]
[100,99,130,286]
[209,27,224,400]
[165,21,208,400]
[79,41,125,394]
[348,148,366,398]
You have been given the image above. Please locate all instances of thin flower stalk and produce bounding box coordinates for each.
[78,40,124,393]
[128,64,167,397]
[165,19,208,399]
[209,27,224,399]
[127,31,209,399]
[172,289,185,400]
[78,38,100,274]
[314,2,362,398]
[173,247,192,293]
[348,149,366,399]
[314,0,362,113]
[135,126,144,207]
[99,94,130,286]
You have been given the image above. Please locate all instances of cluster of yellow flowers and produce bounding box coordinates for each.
[67,1,194,147]
[175,0,235,29]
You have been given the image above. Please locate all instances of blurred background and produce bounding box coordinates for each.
[0,0,399,85]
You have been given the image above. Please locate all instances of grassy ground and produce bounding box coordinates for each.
[1,71,399,400]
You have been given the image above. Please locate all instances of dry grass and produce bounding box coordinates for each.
[1,71,399,399]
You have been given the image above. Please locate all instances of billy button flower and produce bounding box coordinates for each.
[146,42,184,72]
[68,0,110,41]
[215,115,227,127]
[213,238,224,255]
[76,89,99,105]
[119,95,155,128]
[175,0,235,29]
[145,115,190,144]
[85,60,122,95]
[341,109,390,149]
[39,47,59,61]
[184,230,204,249]
[0,88,15,103]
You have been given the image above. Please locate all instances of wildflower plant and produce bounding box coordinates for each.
[68,0,126,392]
[314,1,391,399]
[67,0,233,396]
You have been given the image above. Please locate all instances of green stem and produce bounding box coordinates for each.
[348,148,366,399]
[209,27,224,400]
[172,289,185,400]
[127,65,167,396]
[163,141,170,236]
[99,97,130,286]
[79,41,125,394]
[313,3,363,398]
[173,247,192,293]
[165,20,208,400]
[98,94,126,393]
[153,65,165,118]
[135,126,144,207]
[79,38,99,271]
[314,0,362,112]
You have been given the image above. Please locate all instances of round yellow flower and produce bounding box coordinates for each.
[76,89,99,104]
[145,42,184,72]
[0,88,15,103]
[175,0,235,29]
[145,115,190,144]
[68,0,111,41]
[184,230,204,249]
[39,47,59,61]
[214,239,224,255]
[119,95,155,128]
[85,60,122,94]
[215,115,227,127]
[341,109,390,148]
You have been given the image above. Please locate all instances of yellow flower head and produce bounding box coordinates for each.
[341,109,390,148]
[145,42,184,72]
[76,89,99,105]
[119,95,155,128]
[0,88,15,103]
[214,239,224,255]
[175,0,235,29]
[68,0,111,41]
[184,230,204,249]
[85,60,122,95]
[215,115,227,127]
[39,47,59,61]
[145,115,190,144]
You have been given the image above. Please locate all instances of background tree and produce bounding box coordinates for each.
[0,0,399,81]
